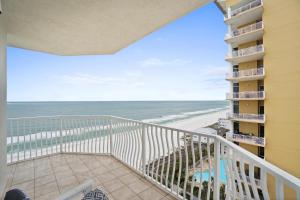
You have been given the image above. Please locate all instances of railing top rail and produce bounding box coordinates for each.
[231,21,263,36]
[231,0,262,16]
[233,44,263,52]
[231,91,264,94]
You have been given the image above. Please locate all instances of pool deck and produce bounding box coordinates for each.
[3,154,177,200]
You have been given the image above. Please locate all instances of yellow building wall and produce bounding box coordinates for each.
[240,143,258,155]
[263,0,300,178]
[238,60,257,70]
[263,0,300,198]
[239,122,258,135]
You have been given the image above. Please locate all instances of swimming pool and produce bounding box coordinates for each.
[193,160,227,183]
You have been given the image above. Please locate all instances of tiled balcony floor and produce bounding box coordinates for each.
[3,154,176,200]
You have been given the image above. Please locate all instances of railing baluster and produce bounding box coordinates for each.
[177,130,182,197]
[249,163,260,199]
[239,159,251,199]
[160,127,165,185]
[213,138,220,200]
[109,117,112,155]
[207,137,212,200]
[151,125,156,179]
[29,119,32,159]
[146,125,152,176]
[198,135,203,200]
[232,153,244,199]
[191,133,196,199]
[261,168,270,200]
[132,122,138,168]
[183,132,188,199]
[35,119,37,158]
[165,128,170,189]
[10,120,13,163]
[276,178,284,200]
[106,118,109,154]
[142,124,146,174]
[170,129,176,192]
[155,126,160,182]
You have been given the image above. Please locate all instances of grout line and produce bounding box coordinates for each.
[49,155,64,195]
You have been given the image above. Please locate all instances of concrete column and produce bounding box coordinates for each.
[227,24,234,134]
[0,5,7,196]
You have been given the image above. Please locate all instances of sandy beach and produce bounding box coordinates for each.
[166,109,229,132]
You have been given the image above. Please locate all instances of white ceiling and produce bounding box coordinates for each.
[2,0,212,56]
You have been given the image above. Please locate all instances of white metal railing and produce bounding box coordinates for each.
[226,132,265,146]
[6,115,300,199]
[226,67,264,79]
[226,21,263,39]
[226,91,265,100]
[231,44,264,58]
[227,113,265,122]
[230,0,262,18]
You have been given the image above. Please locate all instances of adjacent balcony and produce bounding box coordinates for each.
[226,91,265,100]
[226,132,265,147]
[225,0,263,26]
[225,21,264,47]
[226,67,264,81]
[3,115,300,200]
[227,113,265,123]
[225,44,264,64]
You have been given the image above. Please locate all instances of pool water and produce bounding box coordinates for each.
[193,160,227,183]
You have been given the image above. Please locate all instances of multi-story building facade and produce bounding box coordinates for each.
[221,0,300,198]
[224,0,265,158]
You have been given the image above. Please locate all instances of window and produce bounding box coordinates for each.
[258,147,264,159]
[234,122,240,134]
[259,124,264,138]
[233,65,239,72]
[233,101,239,114]
[257,60,263,68]
[233,82,239,93]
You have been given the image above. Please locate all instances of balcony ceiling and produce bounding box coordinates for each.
[2,0,212,56]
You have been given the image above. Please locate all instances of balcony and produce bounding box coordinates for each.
[225,45,264,64]
[3,115,300,200]
[225,0,263,26]
[225,21,264,47]
[226,132,265,147]
[226,91,265,100]
[226,67,264,81]
[227,113,265,123]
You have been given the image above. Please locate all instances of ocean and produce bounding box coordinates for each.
[8,101,228,124]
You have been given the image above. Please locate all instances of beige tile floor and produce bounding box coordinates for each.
[3,154,177,200]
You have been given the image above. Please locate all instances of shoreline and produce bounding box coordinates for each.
[165,109,229,132]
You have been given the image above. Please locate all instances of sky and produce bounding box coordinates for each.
[7,2,229,102]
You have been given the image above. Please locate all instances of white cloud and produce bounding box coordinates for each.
[60,71,144,87]
[140,58,190,68]
[61,73,125,85]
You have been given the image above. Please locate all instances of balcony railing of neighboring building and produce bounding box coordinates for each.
[226,91,265,100]
[6,115,300,199]
[226,67,264,80]
[231,44,264,58]
[229,0,262,18]
[225,21,263,39]
[227,112,265,122]
[226,132,265,146]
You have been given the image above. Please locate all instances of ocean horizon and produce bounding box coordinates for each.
[7,101,228,124]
